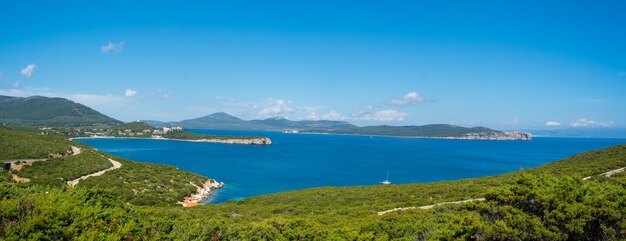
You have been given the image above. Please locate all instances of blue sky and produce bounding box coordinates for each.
[1,1,625,129]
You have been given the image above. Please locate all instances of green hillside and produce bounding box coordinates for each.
[0,126,72,160]
[1,126,625,239]
[0,95,122,127]
[157,112,357,131]
[331,124,502,137]
[1,127,213,206]
[109,121,158,131]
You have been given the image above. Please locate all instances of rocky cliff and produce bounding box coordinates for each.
[440,131,532,140]
[190,137,272,145]
[178,179,225,207]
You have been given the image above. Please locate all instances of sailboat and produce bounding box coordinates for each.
[381,171,391,185]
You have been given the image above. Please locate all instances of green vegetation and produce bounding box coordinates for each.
[1,126,213,207]
[1,124,626,240]
[0,95,122,127]
[163,129,262,140]
[167,112,356,131]
[109,121,157,131]
[0,126,71,160]
[78,154,209,206]
[330,124,502,137]
[16,150,112,186]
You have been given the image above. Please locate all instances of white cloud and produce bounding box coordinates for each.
[21,64,36,79]
[216,96,322,120]
[101,41,125,53]
[322,110,350,121]
[350,105,374,120]
[389,91,426,106]
[124,89,137,97]
[258,99,296,117]
[374,109,408,121]
[545,121,561,127]
[569,118,614,128]
[305,112,319,120]
[162,93,171,100]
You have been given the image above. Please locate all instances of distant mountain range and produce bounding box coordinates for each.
[144,112,357,131]
[144,113,530,140]
[2,95,622,139]
[0,95,122,127]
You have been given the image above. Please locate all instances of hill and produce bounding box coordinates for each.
[252,116,357,131]
[0,126,73,160]
[1,129,625,239]
[109,121,158,131]
[0,126,216,206]
[147,112,357,131]
[329,124,532,140]
[0,95,122,127]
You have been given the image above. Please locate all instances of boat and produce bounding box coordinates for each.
[380,171,391,185]
[283,129,300,134]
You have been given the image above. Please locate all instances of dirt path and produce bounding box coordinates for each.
[583,167,625,180]
[379,166,626,216]
[67,156,122,187]
[2,146,82,164]
[377,198,485,215]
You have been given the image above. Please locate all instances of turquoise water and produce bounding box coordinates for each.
[75,130,626,203]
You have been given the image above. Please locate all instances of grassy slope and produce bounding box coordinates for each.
[78,153,209,206]
[16,150,112,186]
[1,126,213,207]
[0,126,72,160]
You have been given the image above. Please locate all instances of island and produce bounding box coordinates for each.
[47,121,272,145]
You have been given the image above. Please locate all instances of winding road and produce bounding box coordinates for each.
[67,155,122,187]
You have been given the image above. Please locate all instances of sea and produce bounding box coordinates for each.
[75,129,626,203]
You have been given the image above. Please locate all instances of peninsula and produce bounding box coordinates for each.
[52,121,273,145]
[323,124,532,140]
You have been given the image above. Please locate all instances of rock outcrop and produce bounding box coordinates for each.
[442,131,532,140]
[190,137,272,145]
[178,179,225,207]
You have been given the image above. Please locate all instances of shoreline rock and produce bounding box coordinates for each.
[438,131,533,140]
[189,137,272,145]
[178,179,225,207]
[71,136,272,145]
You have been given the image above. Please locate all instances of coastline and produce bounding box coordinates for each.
[296,131,532,141]
[178,179,225,207]
[70,136,272,145]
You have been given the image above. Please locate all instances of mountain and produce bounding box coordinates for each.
[0,95,122,127]
[176,112,272,130]
[329,124,532,140]
[251,117,357,131]
[147,112,357,131]
[141,120,168,127]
